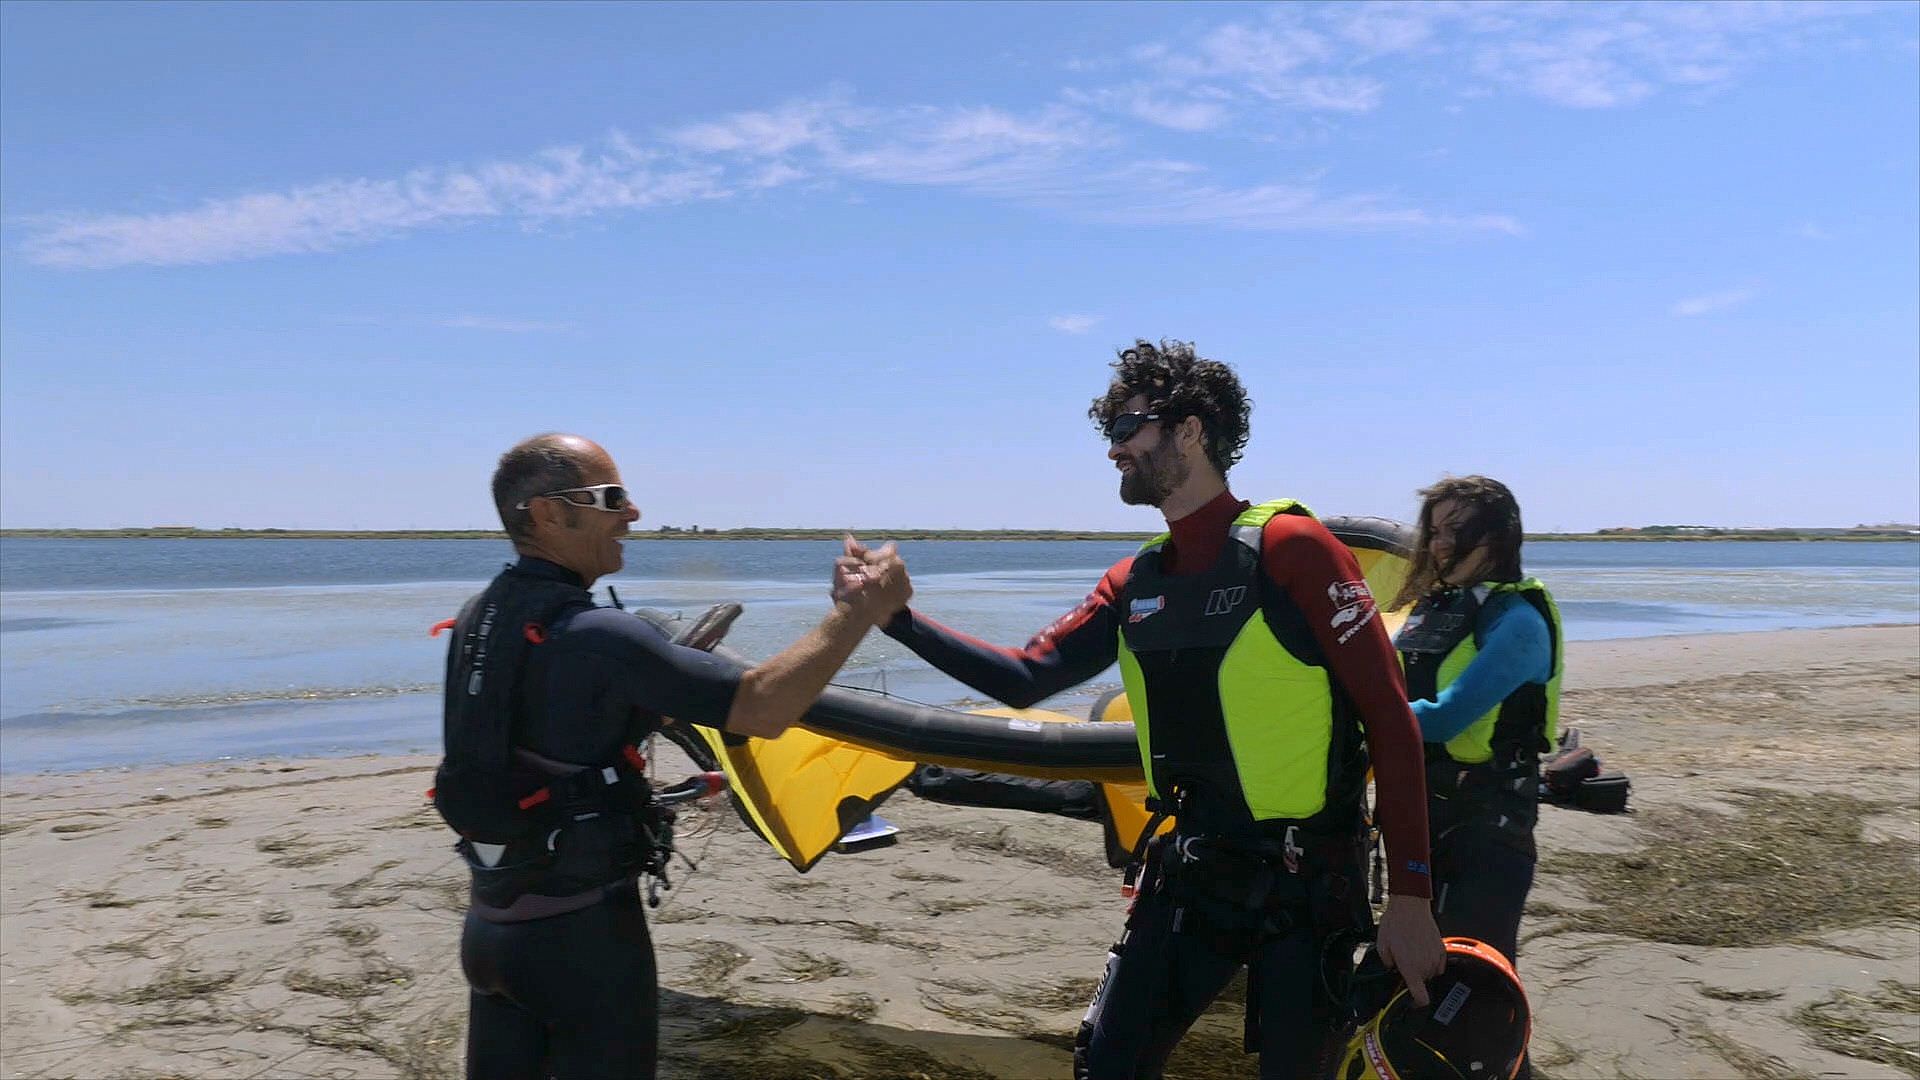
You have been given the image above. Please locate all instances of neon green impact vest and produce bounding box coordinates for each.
[1412,579,1564,765]
[1115,499,1361,825]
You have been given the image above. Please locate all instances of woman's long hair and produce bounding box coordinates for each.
[1389,475,1526,611]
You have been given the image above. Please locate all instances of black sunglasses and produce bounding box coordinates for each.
[1103,411,1168,445]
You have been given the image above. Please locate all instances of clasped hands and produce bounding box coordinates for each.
[831,534,912,624]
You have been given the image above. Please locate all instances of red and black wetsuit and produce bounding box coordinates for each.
[885,491,1432,897]
[884,492,1432,1079]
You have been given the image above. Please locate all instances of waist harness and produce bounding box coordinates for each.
[1124,792,1371,1055]
[1424,746,1539,847]
[1133,783,1368,954]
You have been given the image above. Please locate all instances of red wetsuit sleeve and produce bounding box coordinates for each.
[881,559,1130,709]
[1263,515,1433,898]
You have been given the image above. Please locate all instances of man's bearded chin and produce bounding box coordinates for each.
[1120,451,1188,507]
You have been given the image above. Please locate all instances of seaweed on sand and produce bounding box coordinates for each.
[1793,981,1920,1077]
[1536,789,1920,947]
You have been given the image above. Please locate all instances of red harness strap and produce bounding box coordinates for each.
[515,746,643,813]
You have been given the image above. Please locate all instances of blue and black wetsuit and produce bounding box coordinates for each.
[1410,593,1553,746]
[1408,590,1551,965]
[1396,585,1554,1080]
[455,556,738,1080]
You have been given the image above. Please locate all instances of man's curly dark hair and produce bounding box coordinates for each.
[1088,339,1252,475]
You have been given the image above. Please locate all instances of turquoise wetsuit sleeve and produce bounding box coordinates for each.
[1411,594,1553,744]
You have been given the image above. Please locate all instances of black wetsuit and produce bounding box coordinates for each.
[454,557,739,1080]
[1075,832,1371,1080]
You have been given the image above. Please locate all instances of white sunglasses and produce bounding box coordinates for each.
[515,484,634,513]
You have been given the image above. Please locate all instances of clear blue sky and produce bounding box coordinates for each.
[3,1,1915,533]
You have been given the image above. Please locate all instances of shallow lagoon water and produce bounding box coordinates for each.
[2,538,1913,772]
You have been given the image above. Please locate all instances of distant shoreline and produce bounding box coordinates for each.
[2,528,1915,542]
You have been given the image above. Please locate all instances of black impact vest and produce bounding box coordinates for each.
[435,562,659,919]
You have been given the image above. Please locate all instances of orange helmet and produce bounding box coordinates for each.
[1337,938,1531,1080]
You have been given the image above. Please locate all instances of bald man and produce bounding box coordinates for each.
[436,433,907,1080]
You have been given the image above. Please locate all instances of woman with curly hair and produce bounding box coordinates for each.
[1389,476,1563,1078]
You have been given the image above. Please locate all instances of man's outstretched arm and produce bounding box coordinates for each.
[724,544,912,737]
[585,546,911,740]
[852,538,1130,709]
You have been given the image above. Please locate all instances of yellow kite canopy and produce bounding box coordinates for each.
[660,515,1415,871]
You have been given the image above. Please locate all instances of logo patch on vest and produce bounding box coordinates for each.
[1395,610,1468,653]
[1203,586,1246,616]
[1128,596,1166,623]
[1327,580,1377,644]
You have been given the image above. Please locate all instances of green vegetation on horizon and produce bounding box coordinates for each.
[0,526,1153,541]
[2,525,1914,542]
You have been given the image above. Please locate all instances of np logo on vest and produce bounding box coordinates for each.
[1128,596,1166,624]
[1202,586,1246,616]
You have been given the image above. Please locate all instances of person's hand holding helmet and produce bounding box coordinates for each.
[1374,894,1445,1006]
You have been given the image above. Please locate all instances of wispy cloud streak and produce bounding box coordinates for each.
[14,2,1894,271]
[22,92,1515,270]
[439,315,575,333]
[1089,0,1877,130]
[1671,288,1756,317]
[22,143,725,270]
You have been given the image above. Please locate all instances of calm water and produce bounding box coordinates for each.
[2,538,1914,773]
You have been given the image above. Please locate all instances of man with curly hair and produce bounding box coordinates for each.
[842,341,1444,1079]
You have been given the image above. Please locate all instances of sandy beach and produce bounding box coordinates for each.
[2,625,1915,1080]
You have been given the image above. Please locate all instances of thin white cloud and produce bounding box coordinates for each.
[1132,159,1207,176]
[16,0,1899,272]
[1065,84,1231,132]
[748,163,809,189]
[21,141,728,270]
[666,98,848,157]
[1671,288,1755,317]
[1793,222,1834,241]
[1114,1,1877,117]
[665,97,1106,189]
[820,106,1104,191]
[1126,94,1231,133]
[21,87,1515,271]
[439,315,574,333]
[1086,178,1523,235]
[1049,314,1101,334]
[1172,21,1333,82]
[1134,19,1384,115]
[1475,36,1660,109]
[1462,2,1866,110]
[1262,74,1385,112]
[1333,5,1439,57]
